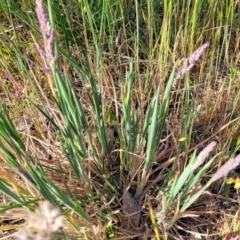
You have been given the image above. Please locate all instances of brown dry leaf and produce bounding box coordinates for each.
[122,190,141,230]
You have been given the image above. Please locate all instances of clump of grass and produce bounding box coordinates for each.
[0,0,240,239]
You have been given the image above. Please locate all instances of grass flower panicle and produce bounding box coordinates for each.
[173,42,210,89]
[15,201,65,240]
[192,141,217,170]
[35,0,56,68]
[213,154,240,181]
[29,201,63,232]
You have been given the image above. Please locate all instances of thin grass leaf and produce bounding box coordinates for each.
[180,181,211,214]
[0,110,26,154]
[0,145,21,169]
[144,85,160,171]
[172,107,195,171]
[180,152,221,202]
[154,63,177,150]
[88,74,108,155]
[136,63,177,197]
[0,200,38,214]
[121,63,136,162]
[46,180,90,222]
[25,162,59,206]
[167,151,197,204]
[0,179,25,206]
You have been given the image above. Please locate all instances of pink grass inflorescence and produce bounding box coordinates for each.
[35,0,56,68]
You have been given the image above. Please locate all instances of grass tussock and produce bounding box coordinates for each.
[0,0,240,239]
